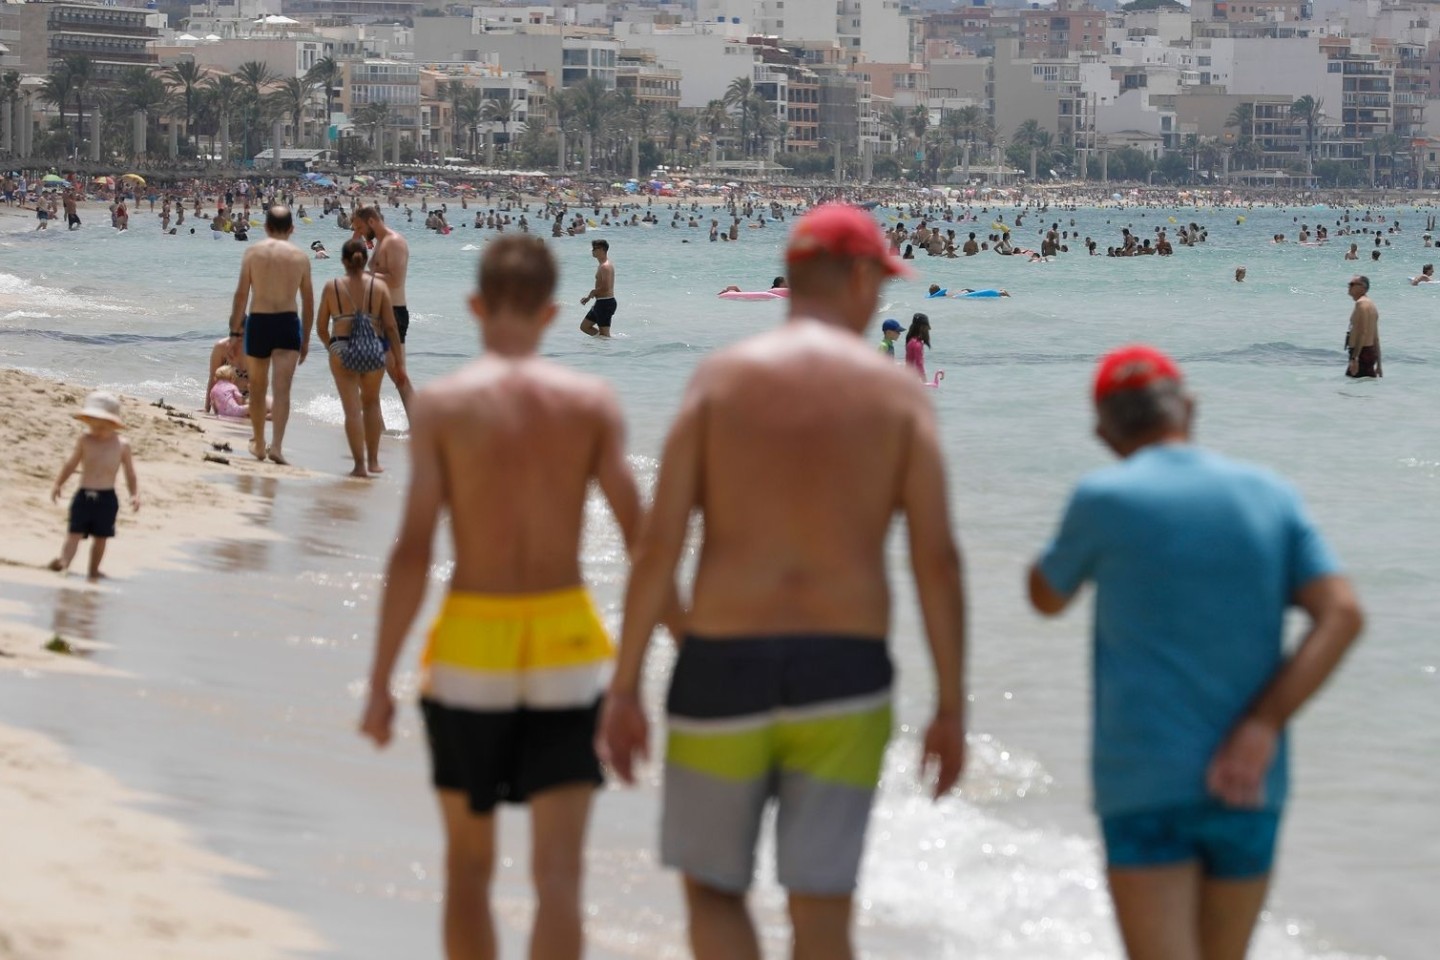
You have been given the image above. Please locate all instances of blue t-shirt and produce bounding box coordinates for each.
[1039,444,1340,817]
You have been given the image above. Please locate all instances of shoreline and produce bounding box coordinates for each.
[0,366,324,959]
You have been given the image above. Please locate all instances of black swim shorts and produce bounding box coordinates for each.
[244,312,302,359]
[420,697,604,814]
[69,489,119,539]
[586,297,617,328]
[394,305,410,344]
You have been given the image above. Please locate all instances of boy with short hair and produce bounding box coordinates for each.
[579,239,617,337]
[49,392,141,581]
[879,317,904,356]
[361,235,644,960]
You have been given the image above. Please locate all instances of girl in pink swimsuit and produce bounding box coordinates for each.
[905,313,931,381]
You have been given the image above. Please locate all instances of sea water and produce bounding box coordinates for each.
[0,201,1436,959]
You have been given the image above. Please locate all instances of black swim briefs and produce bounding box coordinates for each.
[244,312,302,359]
[69,489,119,539]
[586,297,617,328]
[393,305,410,344]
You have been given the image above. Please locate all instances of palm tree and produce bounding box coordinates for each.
[1,71,20,154]
[234,60,276,160]
[41,66,74,155]
[1013,118,1044,148]
[271,76,316,147]
[482,92,520,156]
[1231,136,1263,172]
[723,75,753,156]
[355,100,389,155]
[1289,95,1323,178]
[63,55,92,156]
[880,105,907,155]
[628,97,659,175]
[304,56,341,139]
[569,76,613,173]
[118,66,168,157]
[700,98,729,166]
[163,60,205,151]
[663,106,686,165]
[453,86,483,158]
[1226,102,1254,143]
[204,74,242,164]
[1182,132,1201,178]
[550,88,573,170]
[948,105,992,178]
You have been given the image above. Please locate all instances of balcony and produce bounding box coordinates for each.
[1343,94,1392,107]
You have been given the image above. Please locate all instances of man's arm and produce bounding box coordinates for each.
[120,440,140,511]
[1208,574,1363,807]
[598,376,705,783]
[360,392,444,747]
[298,258,314,363]
[900,396,967,799]
[204,341,225,413]
[229,253,251,333]
[1027,565,1075,615]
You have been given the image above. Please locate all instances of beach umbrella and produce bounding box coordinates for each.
[121,173,145,185]
[93,175,114,185]
[402,178,418,188]
[352,175,371,183]
[436,180,451,189]
[417,182,434,189]
[312,177,334,188]
[456,184,475,192]
[203,33,221,41]
[42,174,66,184]
[176,33,198,41]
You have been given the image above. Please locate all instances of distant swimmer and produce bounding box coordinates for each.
[1235,266,1247,283]
[580,238,617,338]
[311,240,329,260]
[229,205,314,464]
[1345,243,1359,261]
[1345,275,1381,378]
[1410,264,1434,285]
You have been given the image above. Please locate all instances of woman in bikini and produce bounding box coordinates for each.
[316,238,406,478]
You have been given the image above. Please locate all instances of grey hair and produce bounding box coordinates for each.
[1097,380,1190,443]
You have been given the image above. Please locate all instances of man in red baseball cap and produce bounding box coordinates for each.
[1026,344,1363,960]
[598,203,964,960]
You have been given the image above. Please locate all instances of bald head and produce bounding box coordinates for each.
[265,204,294,236]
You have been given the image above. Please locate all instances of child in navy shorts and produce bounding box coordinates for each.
[48,392,141,581]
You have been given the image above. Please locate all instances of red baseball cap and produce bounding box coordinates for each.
[786,204,917,279]
[1093,344,1183,403]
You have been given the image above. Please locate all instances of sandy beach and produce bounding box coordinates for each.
[0,368,323,959]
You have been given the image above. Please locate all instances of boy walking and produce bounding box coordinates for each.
[48,392,141,581]
[579,239,617,337]
[360,236,644,960]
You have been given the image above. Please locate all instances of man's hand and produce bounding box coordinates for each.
[299,340,309,366]
[581,295,591,306]
[596,691,649,785]
[360,686,396,748]
[920,708,965,800]
[1347,359,1358,375]
[1207,716,1278,809]
[130,493,141,513]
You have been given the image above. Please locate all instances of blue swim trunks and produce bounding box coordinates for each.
[1102,803,1281,880]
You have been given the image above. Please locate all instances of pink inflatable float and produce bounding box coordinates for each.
[717,289,790,301]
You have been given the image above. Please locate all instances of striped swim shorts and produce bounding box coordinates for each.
[661,634,893,895]
[419,588,613,813]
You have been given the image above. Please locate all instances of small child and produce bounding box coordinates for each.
[878,318,904,357]
[48,392,141,581]
[208,365,249,419]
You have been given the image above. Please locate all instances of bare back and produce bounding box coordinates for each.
[240,237,310,313]
[425,357,618,592]
[1350,296,1379,348]
[685,321,933,636]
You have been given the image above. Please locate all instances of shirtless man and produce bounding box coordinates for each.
[1344,275,1381,378]
[361,236,644,960]
[229,205,313,464]
[598,204,967,960]
[355,206,414,410]
[579,238,616,338]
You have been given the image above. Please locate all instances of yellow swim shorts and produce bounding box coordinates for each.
[421,588,613,711]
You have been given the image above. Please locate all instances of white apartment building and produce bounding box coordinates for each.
[695,0,914,61]
[413,21,619,90]
[612,20,759,107]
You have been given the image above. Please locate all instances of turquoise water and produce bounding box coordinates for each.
[1,200,1436,959]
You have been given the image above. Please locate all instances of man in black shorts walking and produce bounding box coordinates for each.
[356,205,414,411]
[580,239,616,338]
[229,205,314,464]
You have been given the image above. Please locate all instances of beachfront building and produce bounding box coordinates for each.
[413,20,619,91]
[616,51,682,111]
[154,34,335,80]
[697,0,917,63]
[10,1,158,82]
[341,58,421,161]
[611,19,759,107]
